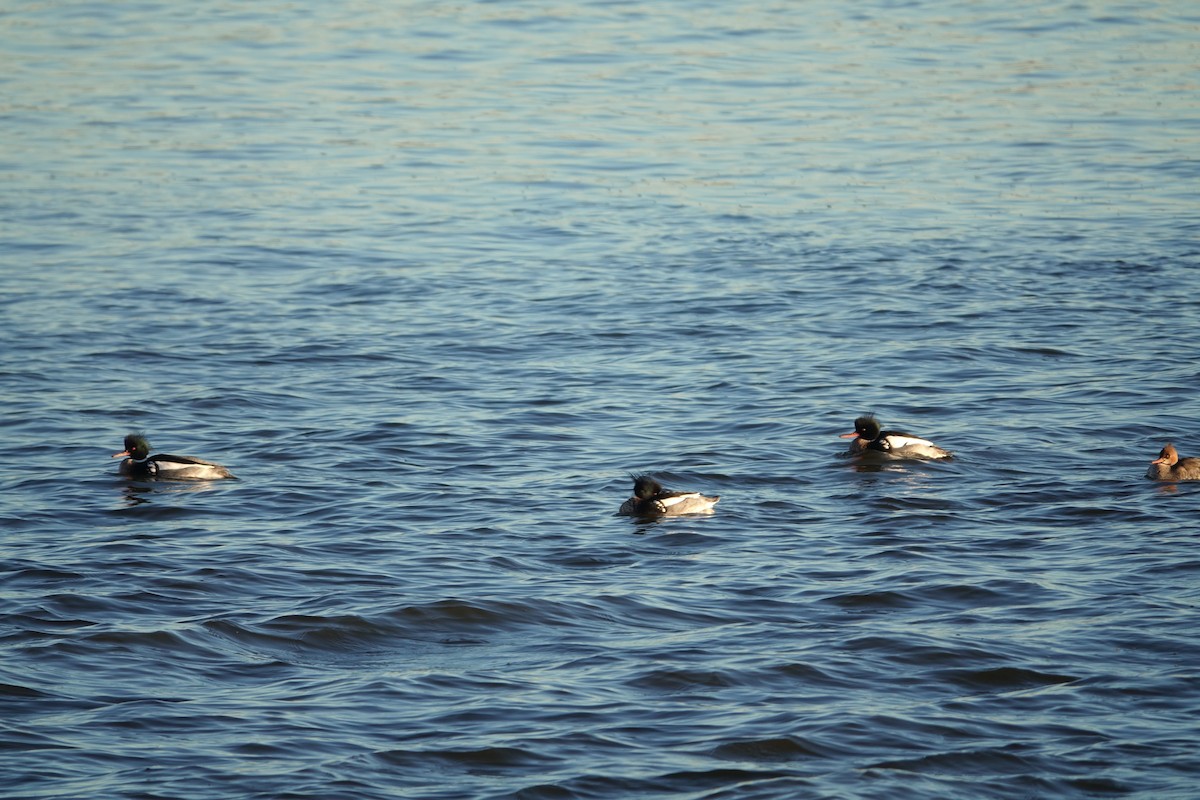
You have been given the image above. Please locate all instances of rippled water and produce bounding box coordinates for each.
[3,2,1199,798]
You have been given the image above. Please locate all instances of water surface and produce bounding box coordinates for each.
[2,2,1199,798]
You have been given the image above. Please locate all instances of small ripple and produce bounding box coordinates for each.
[0,728,76,752]
[375,745,553,770]
[934,666,1077,692]
[0,682,47,699]
[870,746,1041,776]
[710,735,832,763]
[626,667,741,693]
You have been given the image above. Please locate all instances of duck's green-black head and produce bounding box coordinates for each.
[632,474,664,499]
[853,414,881,440]
[114,433,151,460]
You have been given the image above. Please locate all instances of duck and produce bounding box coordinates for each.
[111,433,236,480]
[619,475,719,517]
[839,414,952,460]
[1146,443,1200,481]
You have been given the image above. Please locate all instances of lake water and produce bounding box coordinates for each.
[2,2,1199,798]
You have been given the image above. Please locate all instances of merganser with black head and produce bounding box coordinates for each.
[619,475,719,517]
[1146,443,1200,481]
[112,433,236,480]
[839,414,952,460]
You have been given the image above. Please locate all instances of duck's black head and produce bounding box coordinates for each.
[853,414,881,440]
[631,474,664,499]
[118,433,151,460]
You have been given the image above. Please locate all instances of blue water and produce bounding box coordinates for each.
[2,2,1199,798]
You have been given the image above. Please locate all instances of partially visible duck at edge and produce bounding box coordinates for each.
[619,475,719,517]
[839,414,953,460]
[112,433,236,481]
[1146,443,1200,482]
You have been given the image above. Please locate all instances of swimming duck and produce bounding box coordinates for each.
[111,433,236,480]
[1146,443,1200,481]
[619,475,719,517]
[839,414,952,460]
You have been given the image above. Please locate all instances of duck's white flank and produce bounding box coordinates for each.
[656,492,719,515]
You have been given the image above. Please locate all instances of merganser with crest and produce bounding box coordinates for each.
[1146,443,1200,481]
[112,433,236,480]
[839,414,952,460]
[619,475,719,517]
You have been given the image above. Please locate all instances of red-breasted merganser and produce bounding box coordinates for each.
[619,475,719,517]
[112,433,236,480]
[839,414,952,460]
[1146,443,1200,481]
